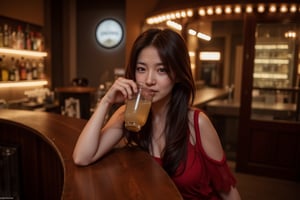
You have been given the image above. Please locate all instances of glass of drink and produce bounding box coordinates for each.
[124,83,152,132]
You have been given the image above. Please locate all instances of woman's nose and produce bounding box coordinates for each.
[145,72,156,85]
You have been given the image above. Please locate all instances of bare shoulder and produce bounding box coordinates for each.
[196,111,224,161]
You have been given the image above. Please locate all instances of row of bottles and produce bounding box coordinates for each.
[0,55,45,82]
[0,23,44,51]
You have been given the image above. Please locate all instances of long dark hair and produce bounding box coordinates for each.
[124,28,195,176]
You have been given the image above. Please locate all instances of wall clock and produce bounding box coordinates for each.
[95,18,124,48]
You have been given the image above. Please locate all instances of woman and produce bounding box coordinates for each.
[73,28,241,200]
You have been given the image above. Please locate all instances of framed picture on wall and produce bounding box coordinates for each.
[64,97,80,118]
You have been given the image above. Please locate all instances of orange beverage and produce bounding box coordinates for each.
[124,84,152,132]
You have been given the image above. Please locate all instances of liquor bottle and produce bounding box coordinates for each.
[11,27,17,49]
[0,25,3,47]
[16,25,24,49]
[0,55,9,81]
[39,33,45,51]
[14,59,20,81]
[19,57,27,80]
[31,60,38,79]
[29,31,34,50]
[0,56,3,81]
[34,32,45,51]
[24,24,31,50]
[3,24,9,47]
[8,60,15,81]
[37,59,45,79]
[7,25,12,48]
[32,32,37,51]
[25,59,32,80]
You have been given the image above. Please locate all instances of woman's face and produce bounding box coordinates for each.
[135,46,175,104]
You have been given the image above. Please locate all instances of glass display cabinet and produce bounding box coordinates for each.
[251,23,299,121]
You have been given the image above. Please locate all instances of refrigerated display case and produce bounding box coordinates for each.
[253,42,293,88]
[251,22,299,121]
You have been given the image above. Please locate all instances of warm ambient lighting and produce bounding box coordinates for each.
[225,6,232,14]
[146,9,193,25]
[269,4,277,13]
[188,29,197,36]
[0,47,47,57]
[146,3,299,25]
[166,20,182,30]
[255,58,289,65]
[189,51,195,57]
[290,4,297,13]
[253,73,288,79]
[285,31,297,38]
[145,3,299,39]
[246,5,253,13]
[199,51,221,61]
[0,80,48,88]
[255,44,289,50]
[207,7,214,15]
[234,5,242,14]
[199,8,206,16]
[215,6,222,15]
[197,32,211,41]
[188,29,211,41]
[196,3,300,17]
[257,4,265,13]
[280,4,288,13]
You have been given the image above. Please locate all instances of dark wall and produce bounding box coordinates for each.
[0,0,44,26]
[76,0,125,87]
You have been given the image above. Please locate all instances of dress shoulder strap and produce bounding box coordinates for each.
[193,109,203,151]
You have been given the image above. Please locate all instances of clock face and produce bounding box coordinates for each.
[95,19,124,48]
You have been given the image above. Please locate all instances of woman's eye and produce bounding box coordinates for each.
[158,68,167,73]
[136,66,145,72]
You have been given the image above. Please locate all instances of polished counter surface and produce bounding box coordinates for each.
[193,87,228,107]
[55,86,97,93]
[206,99,298,119]
[205,100,240,116]
[0,109,182,200]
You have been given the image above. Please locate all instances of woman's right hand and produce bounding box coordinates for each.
[102,77,138,105]
[73,77,137,166]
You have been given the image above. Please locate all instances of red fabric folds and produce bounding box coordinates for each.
[152,109,236,199]
[194,109,236,191]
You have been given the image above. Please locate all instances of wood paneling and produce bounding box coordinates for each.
[0,0,44,26]
[0,121,63,199]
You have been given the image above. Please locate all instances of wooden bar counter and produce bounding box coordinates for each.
[193,87,228,108]
[0,109,182,200]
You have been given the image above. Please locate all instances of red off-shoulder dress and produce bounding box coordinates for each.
[153,109,236,200]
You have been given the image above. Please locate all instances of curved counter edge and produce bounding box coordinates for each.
[0,109,183,200]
